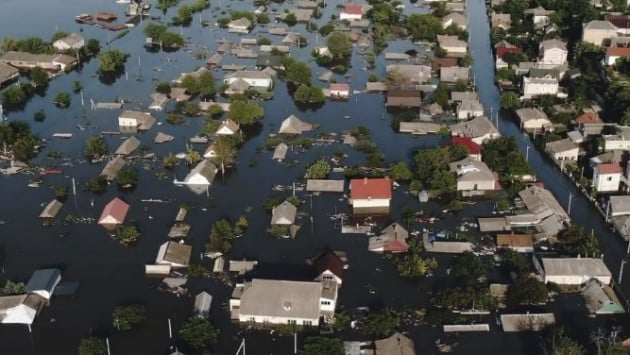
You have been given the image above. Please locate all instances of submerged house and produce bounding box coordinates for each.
[118,110,157,131]
[194,291,213,319]
[39,200,63,220]
[25,269,61,301]
[156,241,192,268]
[279,115,313,135]
[216,119,240,136]
[100,156,126,181]
[375,332,416,355]
[98,197,130,226]
[115,136,141,156]
[271,200,298,225]
[368,223,409,253]
[183,160,218,185]
[349,177,392,214]
[0,294,46,325]
[581,278,624,315]
[272,142,288,161]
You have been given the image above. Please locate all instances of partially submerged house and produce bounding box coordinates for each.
[224,70,272,92]
[516,108,553,132]
[368,223,409,253]
[156,241,192,268]
[216,119,240,136]
[100,156,126,181]
[115,136,141,156]
[350,177,392,214]
[279,115,313,135]
[228,17,252,33]
[386,90,422,108]
[312,250,346,286]
[25,269,61,301]
[183,160,218,185]
[534,257,612,285]
[271,200,297,225]
[98,197,130,226]
[329,83,350,98]
[581,278,624,315]
[500,313,555,332]
[194,291,213,319]
[450,116,501,145]
[375,332,416,355]
[273,142,288,161]
[0,294,46,325]
[0,62,19,87]
[118,110,157,131]
[592,163,622,192]
[449,158,497,196]
[52,33,85,51]
[39,200,63,220]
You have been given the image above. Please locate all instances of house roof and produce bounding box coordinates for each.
[458,99,483,112]
[596,163,623,174]
[584,20,617,31]
[542,258,612,278]
[344,4,363,15]
[115,136,141,155]
[581,278,624,314]
[100,156,126,181]
[350,177,392,200]
[306,179,344,192]
[449,158,496,183]
[450,116,499,139]
[440,66,470,82]
[524,6,554,15]
[206,53,222,65]
[271,200,297,225]
[446,136,482,154]
[501,313,555,332]
[217,119,240,134]
[575,112,602,124]
[40,199,63,219]
[496,234,533,248]
[451,91,479,102]
[540,39,567,51]
[26,269,61,297]
[432,57,459,70]
[607,47,630,57]
[375,333,416,355]
[545,138,577,154]
[529,67,560,79]
[442,13,466,26]
[610,196,630,216]
[273,142,288,160]
[312,250,346,280]
[194,291,213,316]
[519,185,569,222]
[330,83,350,91]
[369,223,409,252]
[386,64,432,83]
[229,17,252,28]
[185,159,218,184]
[157,241,192,266]
[0,62,18,82]
[226,70,272,80]
[605,14,630,29]
[516,108,549,122]
[256,55,284,67]
[98,197,130,224]
[238,278,322,320]
[279,114,313,135]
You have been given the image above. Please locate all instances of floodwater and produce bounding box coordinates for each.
[0,0,623,354]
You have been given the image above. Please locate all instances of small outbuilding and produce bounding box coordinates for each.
[39,200,63,219]
[194,291,213,318]
[156,242,192,268]
[270,200,297,225]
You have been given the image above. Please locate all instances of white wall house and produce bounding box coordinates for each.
[582,20,618,46]
[593,163,622,192]
[523,76,559,99]
[350,177,392,213]
[536,258,612,286]
[539,39,567,65]
[52,33,85,51]
[545,138,579,161]
[449,159,496,193]
[224,71,272,89]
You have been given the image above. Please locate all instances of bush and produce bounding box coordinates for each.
[54,92,71,108]
[112,304,147,331]
[78,337,107,355]
[33,110,46,122]
[116,224,140,244]
[156,81,171,94]
[83,175,107,193]
[116,167,138,188]
[179,316,217,349]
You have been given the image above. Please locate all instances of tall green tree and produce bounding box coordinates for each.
[506,276,548,306]
[179,316,217,349]
[78,337,107,355]
[302,337,344,355]
[29,67,49,88]
[326,32,352,59]
[228,99,264,125]
[285,59,311,85]
[98,49,128,73]
[112,304,146,331]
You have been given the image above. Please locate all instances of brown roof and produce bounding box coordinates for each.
[607,47,630,57]
[496,234,533,248]
[313,250,345,280]
[386,90,422,107]
[350,177,392,200]
[432,57,458,71]
[575,112,603,124]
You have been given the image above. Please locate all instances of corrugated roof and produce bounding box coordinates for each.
[238,279,321,320]
[350,177,392,200]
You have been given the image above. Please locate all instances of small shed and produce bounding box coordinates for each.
[115,136,141,156]
[418,190,429,203]
[194,291,213,318]
[40,200,63,219]
[26,269,61,301]
[271,200,297,225]
[306,179,345,193]
[212,256,225,273]
[156,242,192,268]
[175,207,188,222]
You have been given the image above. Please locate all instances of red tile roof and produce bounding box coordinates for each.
[98,197,129,224]
[597,163,623,174]
[313,250,345,280]
[575,112,603,124]
[344,4,363,15]
[445,136,482,155]
[606,47,630,57]
[496,46,522,58]
[350,177,392,200]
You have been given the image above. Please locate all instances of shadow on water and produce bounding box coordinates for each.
[98,68,125,86]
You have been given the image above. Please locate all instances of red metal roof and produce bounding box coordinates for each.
[384,240,409,253]
[330,83,350,91]
[350,177,392,200]
[344,4,363,15]
[446,136,482,154]
[98,197,130,224]
[496,46,522,58]
[575,112,603,124]
[597,163,623,174]
[606,47,630,57]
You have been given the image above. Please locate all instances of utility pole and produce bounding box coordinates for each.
[606,200,611,223]
[567,192,573,215]
[619,259,627,285]
[526,145,530,163]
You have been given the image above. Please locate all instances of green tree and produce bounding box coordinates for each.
[78,337,107,355]
[1,281,26,295]
[431,169,457,195]
[496,68,516,82]
[85,135,108,159]
[29,67,49,88]
[206,219,234,253]
[459,53,474,67]
[428,84,450,109]
[302,337,344,355]
[361,309,400,337]
[228,99,264,125]
[396,252,437,278]
[197,71,216,98]
[160,31,185,48]
[184,146,201,166]
[162,153,177,169]
[497,248,529,274]
[112,304,147,331]
[326,32,352,59]
[1,85,28,111]
[98,49,128,73]
[116,224,140,244]
[51,31,69,43]
[256,13,270,24]
[557,225,600,257]
[550,328,585,355]
[12,136,37,161]
[284,13,297,26]
[1,37,17,53]
[179,316,218,349]
[156,81,171,95]
[86,38,100,56]
[506,275,548,306]
[389,161,413,181]
[432,286,496,310]
[306,159,331,178]
[285,59,312,85]
[73,80,83,93]
[83,175,107,193]
[407,14,443,41]
[211,136,235,177]
[293,85,325,103]
[117,167,138,188]
[450,251,487,284]
[54,92,71,108]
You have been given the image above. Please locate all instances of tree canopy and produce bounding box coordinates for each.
[206,219,234,253]
[179,316,217,350]
[228,99,264,125]
[326,32,352,59]
[98,49,128,73]
[556,225,600,257]
[78,337,107,355]
[112,304,146,331]
[306,159,331,179]
[85,135,108,159]
[302,337,344,355]
[506,275,548,306]
[450,251,488,284]
[285,58,312,85]
[406,14,443,41]
[293,85,325,103]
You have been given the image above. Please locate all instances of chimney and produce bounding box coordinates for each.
[363,177,368,184]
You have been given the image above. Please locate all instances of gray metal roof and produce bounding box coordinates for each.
[542,258,611,278]
[271,200,297,225]
[306,179,345,192]
[238,279,321,320]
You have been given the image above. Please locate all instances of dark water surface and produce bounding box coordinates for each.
[0,0,621,353]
